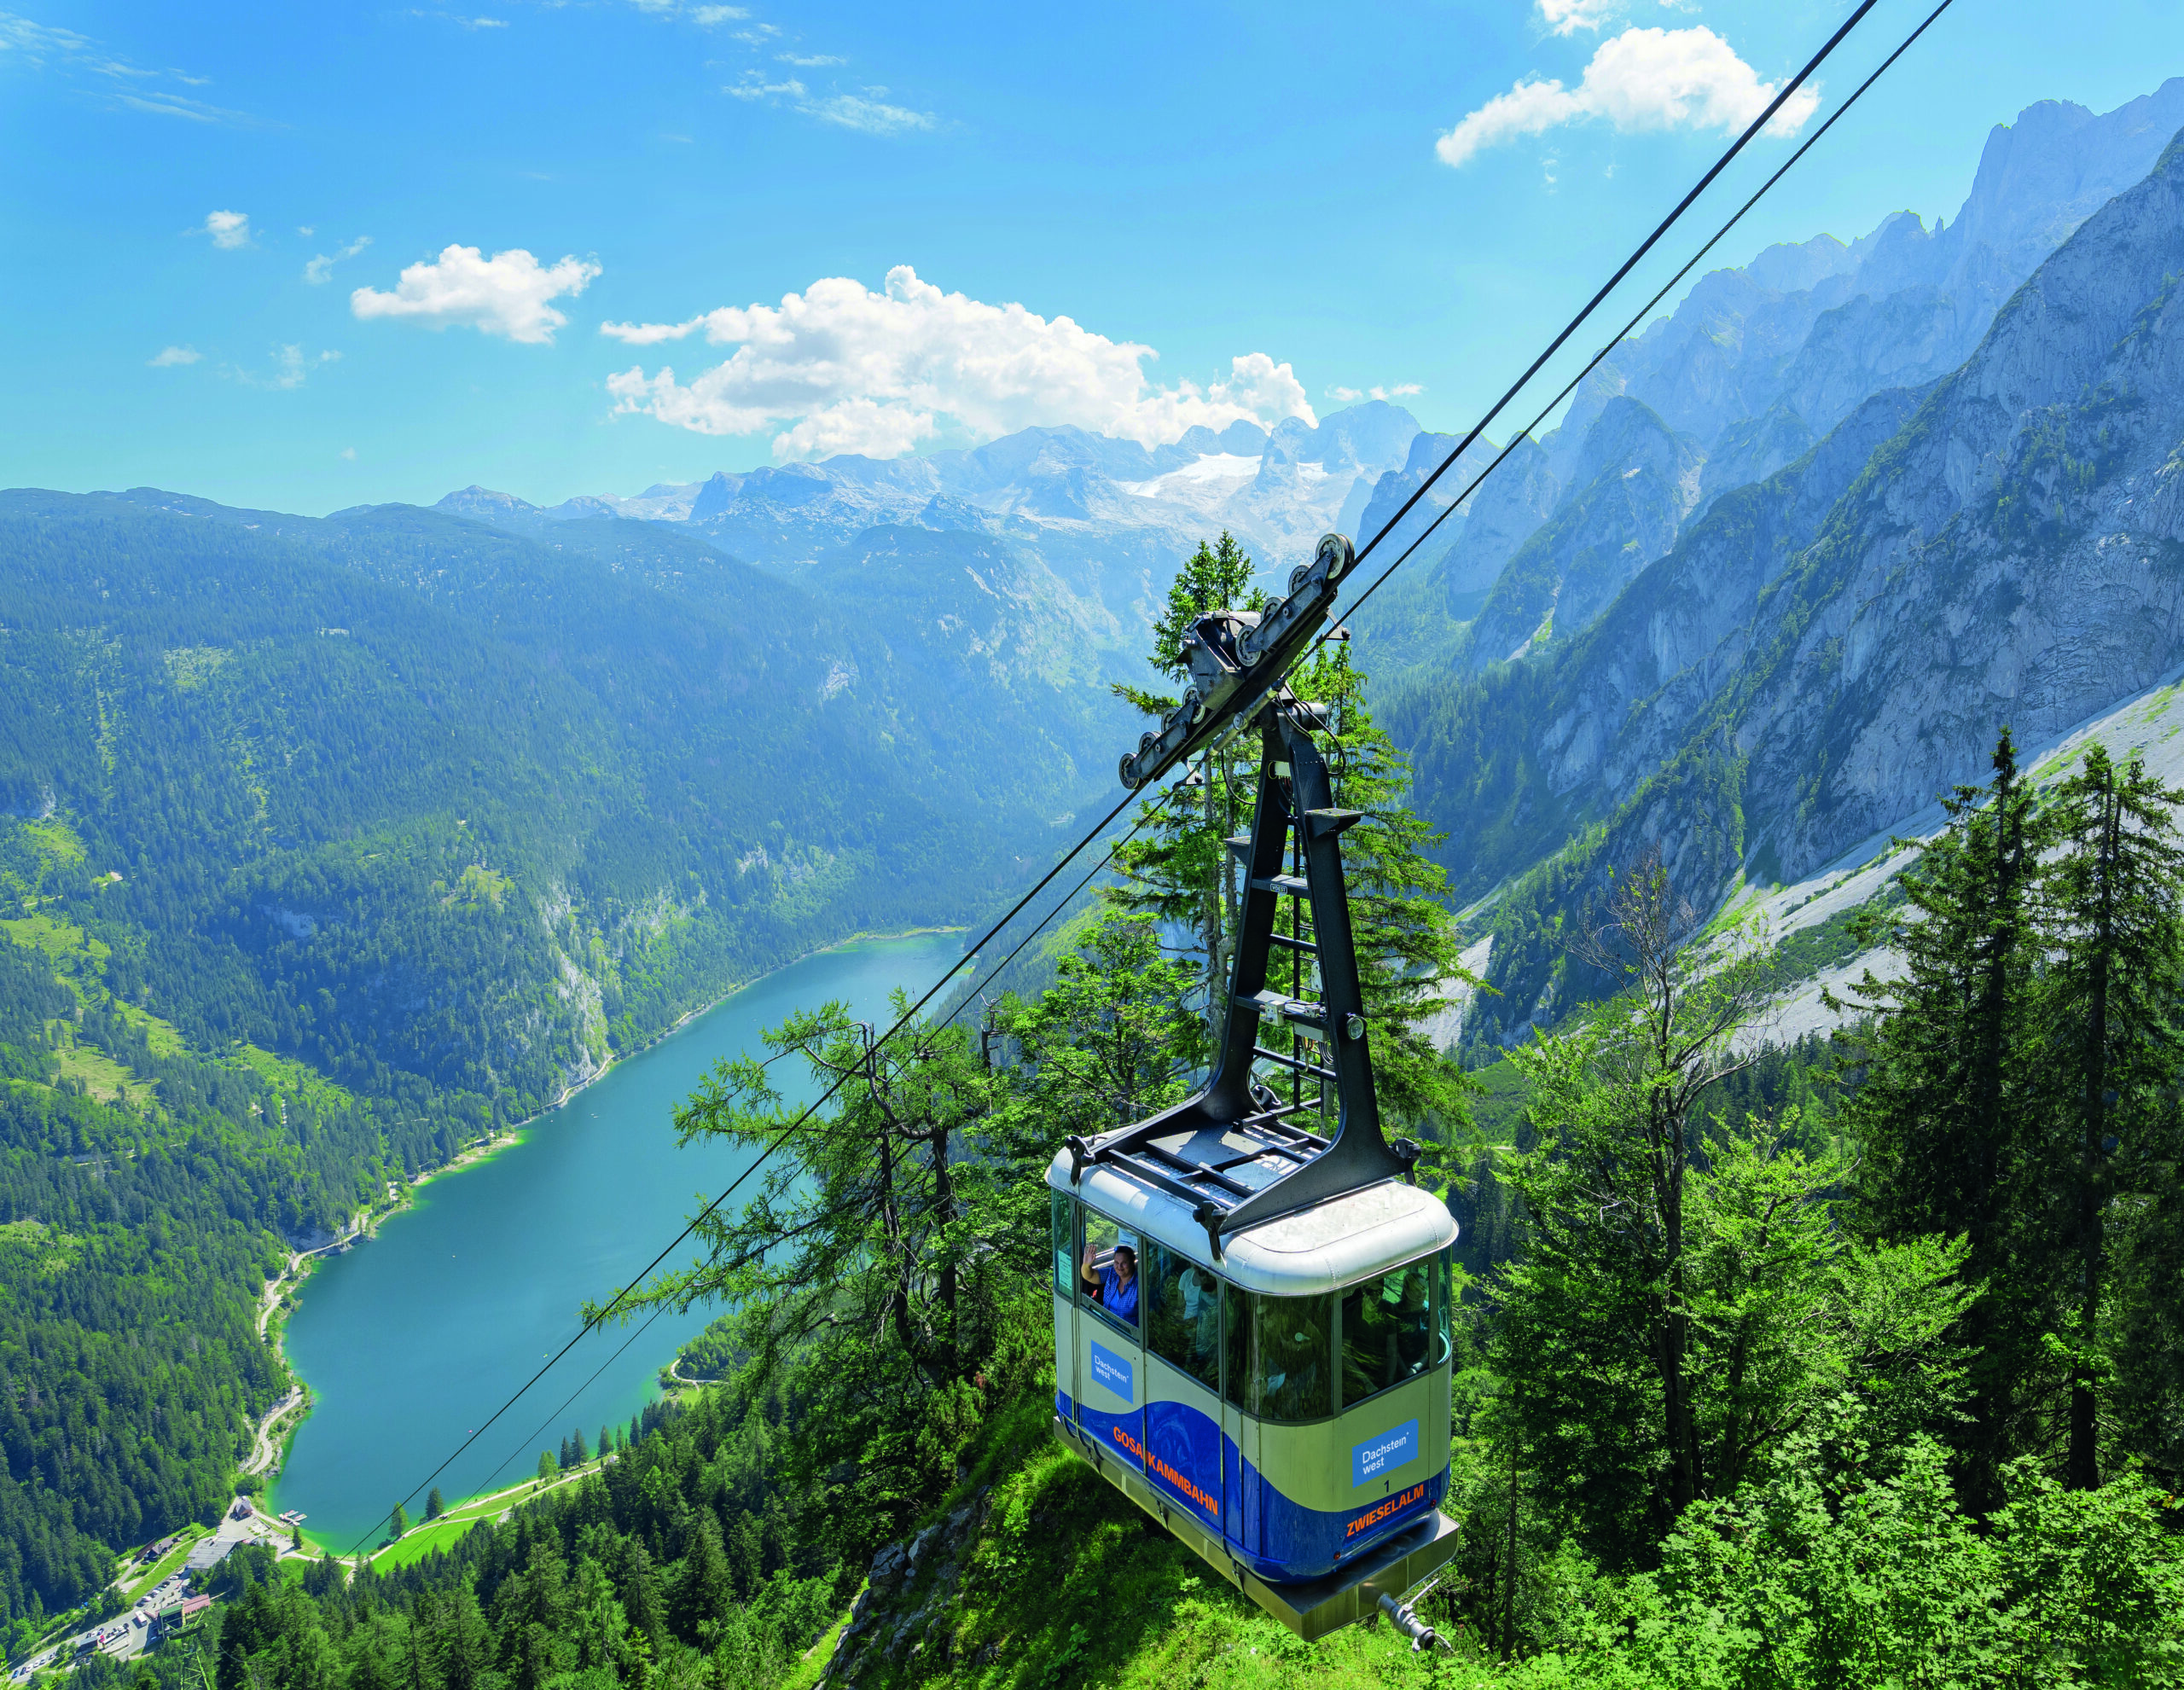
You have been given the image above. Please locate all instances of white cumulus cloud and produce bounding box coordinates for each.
[351,244,601,343]
[148,345,201,367]
[1437,26,1819,167]
[1537,0,1621,34]
[203,208,250,248]
[305,235,372,285]
[599,265,1315,460]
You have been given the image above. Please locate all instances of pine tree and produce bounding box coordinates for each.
[2039,744,2184,1488]
[424,1488,444,1521]
[1110,532,1269,1047]
[614,1540,665,1652]
[387,1501,408,1540]
[999,909,1199,1141]
[432,1583,492,1690]
[1112,540,1472,1140]
[570,1426,590,1466]
[601,996,1020,1532]
[1836,727,2052,1499]
[672,1513,732,1642]
[537,1450,555,1484]
[599,1426,613,1459]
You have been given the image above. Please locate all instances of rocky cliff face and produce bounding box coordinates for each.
[1728,132,2184,882]
[1396,122,2184,1053]
[1463,399,1705,671]
[1355,81,2184,703]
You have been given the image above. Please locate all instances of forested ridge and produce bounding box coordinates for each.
[0,486,1127,1634]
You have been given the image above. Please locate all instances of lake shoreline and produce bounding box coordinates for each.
[258,926,966,1546]
[469,922,969,1149]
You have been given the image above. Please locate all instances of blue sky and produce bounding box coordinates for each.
[5,0,2182,514]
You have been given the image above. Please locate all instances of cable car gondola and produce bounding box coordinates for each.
[1048,533,1459,1645]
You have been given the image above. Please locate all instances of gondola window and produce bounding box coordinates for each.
[1252,1291,1334,1421]
[1079,1211,1139,1329]
[1050,1191,1075,1297]
[1145,1243,1220,1390]
[1222,1280,1250,1409]
[1339,1264,1432,1406]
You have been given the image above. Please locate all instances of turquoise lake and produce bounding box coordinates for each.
[272,931,964,1551]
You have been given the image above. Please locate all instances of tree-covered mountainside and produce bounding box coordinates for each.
[0,486,1134,1629]
[0,490,1125,1112]
[0,886,485,1641]
[84,784,2184,1690]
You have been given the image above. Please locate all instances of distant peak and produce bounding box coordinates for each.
[435,485,537,515]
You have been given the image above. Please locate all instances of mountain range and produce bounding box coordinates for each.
[422,78,2184,1054]
[14,81,2184,1097]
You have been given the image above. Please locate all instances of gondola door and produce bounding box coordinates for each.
[1220,1279,1258,1558]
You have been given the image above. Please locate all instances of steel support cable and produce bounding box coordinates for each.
[1350,0,1884,572]
[342,781,1176,1558]
[339,0,1914,1561]
[1322,0,1957,647]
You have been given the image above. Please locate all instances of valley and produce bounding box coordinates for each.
[9,40,2184,1690]
[270,931,958,1552]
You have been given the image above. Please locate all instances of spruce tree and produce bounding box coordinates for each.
[571,1426,590,1466]
[425,1487,444,1521]
[673,1513,733,1642]
[388,1501,408,1540]
[2038,744,2184,1488]
[1112,542,1472,1139]
[1111,531,1268,1048]
[999,909,1198,1141]
[1287,638,1473,1138]
[1836,727,2050,1499]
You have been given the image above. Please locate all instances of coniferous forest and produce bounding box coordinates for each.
[62,543,2180,1690]
[18,17,2184,1690]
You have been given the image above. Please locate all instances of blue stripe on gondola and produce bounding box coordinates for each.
[1072,1395,1145,1472]
[1239,1457,1446,1583]
[1142,1397,1223,1529]
[1059,1387,1444,1583]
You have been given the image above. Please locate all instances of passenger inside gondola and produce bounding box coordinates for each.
[1146,1250,1222,1388]
[1081,1235,1139,1325]
[1341,1264,1432,1403]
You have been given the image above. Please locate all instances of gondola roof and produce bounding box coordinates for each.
[1048,1146,1455,1297]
